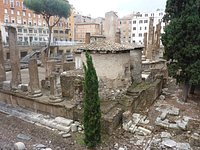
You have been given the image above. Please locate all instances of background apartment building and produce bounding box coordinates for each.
[0,0,74,46]
[74,23,101,42]
[131,9,165,45]
[118,14,134,44]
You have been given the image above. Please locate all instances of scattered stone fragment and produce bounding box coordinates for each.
[14,142,26,150]
[35,144,46,149]
[168,107,179,116]
[54,117,73,126]
[169,123,179,129]
[71,123,78,132]
[161,132,171,139]
[132,113,141,124]
[162,139,176,148]
[160,111,168,120]
[17,133,31,141]
[114,143,119,149]
[118,147,125,150]
[176,143,191,150]
[62,133,71,138]
[176,119,187,130]
[159,95,165,100]
[137,126,151,135]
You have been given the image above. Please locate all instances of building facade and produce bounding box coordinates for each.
[118,14,134,44]
[131,9,165,45]
[74,23,101,42]
[0,0,74,46]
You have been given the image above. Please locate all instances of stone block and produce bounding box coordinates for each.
[14,142,26,150]
[2,81,11,91]
[55,117,73,126]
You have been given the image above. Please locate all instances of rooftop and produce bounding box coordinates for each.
[77,40,143,53]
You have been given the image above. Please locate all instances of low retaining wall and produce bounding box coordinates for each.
[0,90,75,119]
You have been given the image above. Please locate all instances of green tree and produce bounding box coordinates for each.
[24,0,71,57]
[162,0,200,101]
[83,52,101,148]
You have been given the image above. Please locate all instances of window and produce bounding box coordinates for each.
[151,13,154,16]
[24,29,27,33]
[3,0,8,4]
[34,37,38,41]
[22,2,26,10]
[132,40,135,43]
[145,26,147,30]
[18,28,22,32]
[28,13,31,17]
[29,29,33,33]
[17,11,20,16]
[139,20,143,24]
[34,29,37,33]
[23,11,26,16]
[39,37,42,41]
[132,33,135,37]
[133,20,136,24]
[16,1,20,6]
[23,20,27,24]
[11,18,15,23]
[133,27,136,30]
[4,9,8,14]
[33,14,36,18]
[17,17,21,24]
[43,30,46,34]
[144,20,148,23]
[18,37,23,41]
[54,30,58,33]
[38,15,41,18]
[159,12,163,16]
[145,14,148,17]
[11,10,14,14]
[140,27,142,30]
[10,0,14,8]
[39,29,42,33]
[139,33,142,37]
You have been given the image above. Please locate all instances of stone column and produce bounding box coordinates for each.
[130,48,142,83]
[8,26,21,89]
[0,30,6,84]
[49,73,62,102]
[146,17,154,60]
[143,32,148,56]
[45,60,56,79]
[28,59,42,97]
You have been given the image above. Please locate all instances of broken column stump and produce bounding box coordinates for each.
[8,26,21,90]
[28,59,42,97]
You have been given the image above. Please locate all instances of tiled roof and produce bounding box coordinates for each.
[77,40,140,52]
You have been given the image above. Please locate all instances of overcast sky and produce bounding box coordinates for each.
[69,0,167,18]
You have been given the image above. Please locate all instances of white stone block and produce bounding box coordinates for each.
[55,117,73,126]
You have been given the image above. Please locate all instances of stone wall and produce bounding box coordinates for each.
[81,52,131,89]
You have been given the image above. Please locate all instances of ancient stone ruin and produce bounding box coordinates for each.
[0,26,167,135]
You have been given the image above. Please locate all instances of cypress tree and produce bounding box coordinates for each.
[162,0,200,102]
[83,52,101,148]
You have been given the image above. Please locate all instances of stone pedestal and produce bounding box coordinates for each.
[0,30,6,86]
[130,49,142,83]
[8,27,21,89]
[28,59,42,97]
[146,17,154,60]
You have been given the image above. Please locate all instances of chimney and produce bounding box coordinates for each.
[85,32,90,44]
[115,30,121,44]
